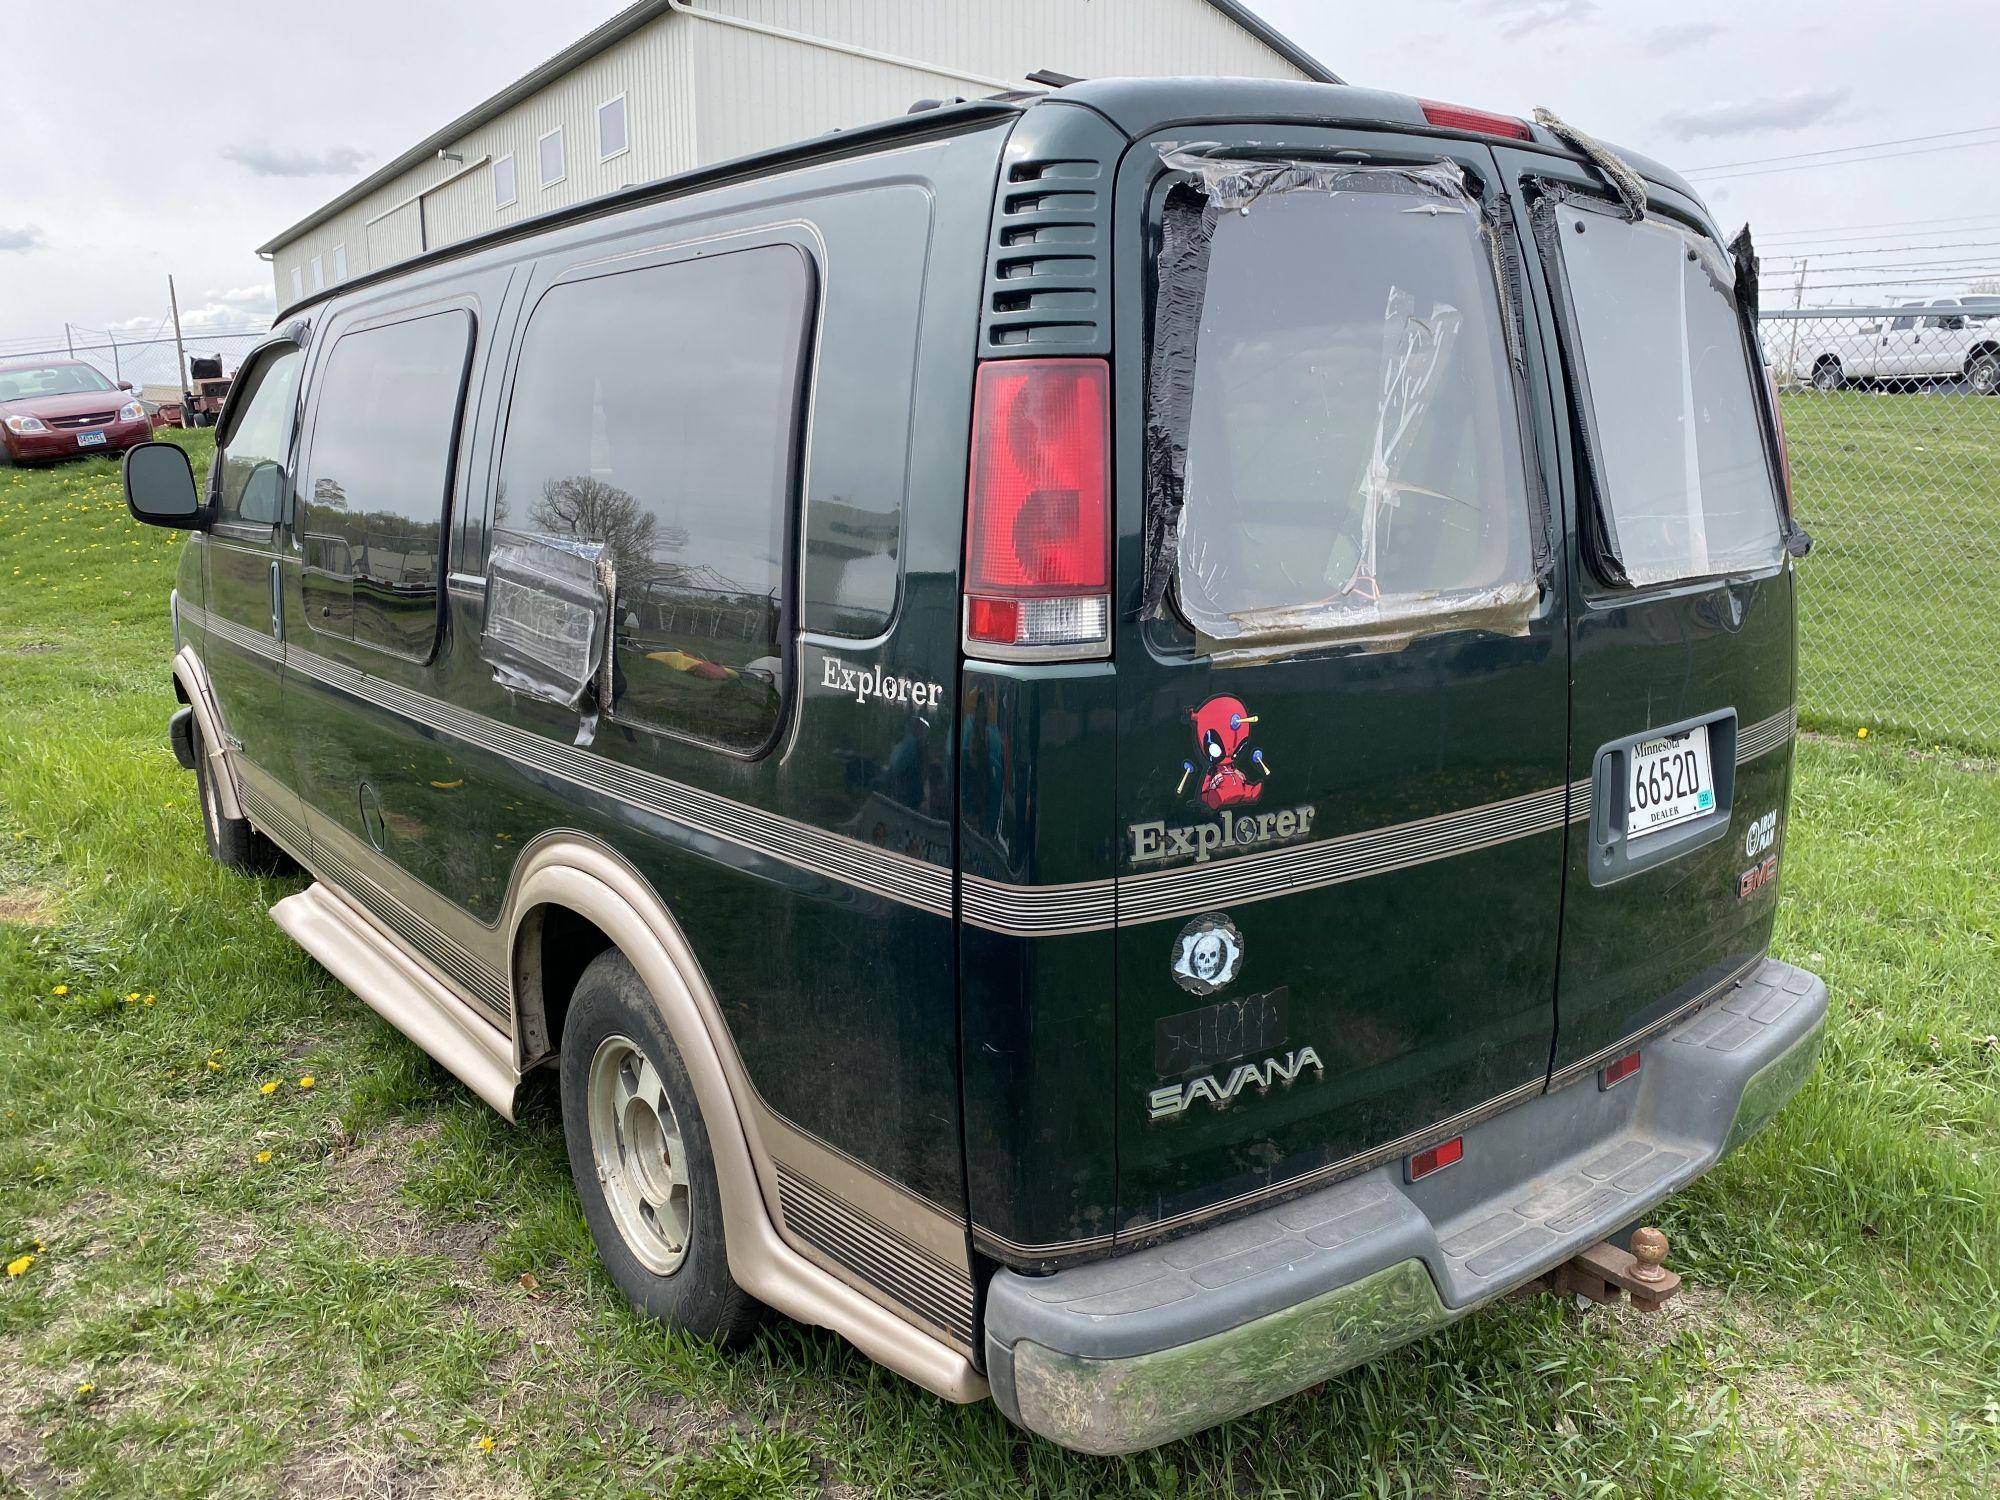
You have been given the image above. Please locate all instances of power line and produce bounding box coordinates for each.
[1692,135,2000,183]
[1757,211,2000,240]
[1683,123,2000,175]
[1764,240,2000,262]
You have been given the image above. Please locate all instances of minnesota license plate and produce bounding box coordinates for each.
[76,430,107,447]
[1628,725,1715,836]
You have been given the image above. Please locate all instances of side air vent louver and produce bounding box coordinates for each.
[980,105,1123,356]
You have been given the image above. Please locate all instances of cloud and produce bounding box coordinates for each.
[212,285,277,309]
[1476,0,1598,40]
[219,144,371,178]
[0,224,45,253]
[1647,21,1723,54]
[1660,89,1851,139]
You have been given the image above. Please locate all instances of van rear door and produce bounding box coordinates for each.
[1495,147,1798,1085]
[1111,129,1570,1237]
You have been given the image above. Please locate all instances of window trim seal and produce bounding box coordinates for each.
[1524,178,1789,592]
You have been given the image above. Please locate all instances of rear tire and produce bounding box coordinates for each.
[1811,357,1844,392]
[559,949,763,1345]
[191,720,294,874]
[1969,353,1999,397]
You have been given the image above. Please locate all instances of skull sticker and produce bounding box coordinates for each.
[1171,913,1244,995]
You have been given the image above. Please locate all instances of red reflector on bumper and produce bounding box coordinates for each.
[1407,1136,1463,1182]
[1601,1050,1643,1090]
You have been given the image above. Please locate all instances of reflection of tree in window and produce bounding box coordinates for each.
[494,245,811,750]
[529,474,676,581]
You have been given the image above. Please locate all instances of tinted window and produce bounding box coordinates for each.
[496,245,812,751]
[298,311,471,657]
[216,347,303,527]
[1168,176,1538,646]
[1554,204,1783,586]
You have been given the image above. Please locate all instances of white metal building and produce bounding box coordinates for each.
[256,0,1334,305]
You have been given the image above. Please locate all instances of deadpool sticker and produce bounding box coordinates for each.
[1130,695,1314,866]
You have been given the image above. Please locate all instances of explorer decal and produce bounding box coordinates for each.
[1147,1045,1325,1121]
[1128,804,1317,865]
[1170,913,1244,994]
[819,654,944,710]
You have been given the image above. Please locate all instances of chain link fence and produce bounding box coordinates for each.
[1759,306,2000,755]
[0,330,269,405]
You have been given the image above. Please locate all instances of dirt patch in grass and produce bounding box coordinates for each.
[0,887,55,926]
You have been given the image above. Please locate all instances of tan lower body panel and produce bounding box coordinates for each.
[214,727,983,1399]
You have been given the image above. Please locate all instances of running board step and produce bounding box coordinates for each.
[271,882,520,1118]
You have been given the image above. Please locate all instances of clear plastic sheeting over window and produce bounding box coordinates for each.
[1148,151,1542,658]
[1545,199,1786,586]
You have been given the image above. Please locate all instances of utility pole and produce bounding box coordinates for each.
[64,322,74,358]
[168,275,192,422]
[1784,259,1808,386]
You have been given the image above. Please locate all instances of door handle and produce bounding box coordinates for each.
[269,561,283,639]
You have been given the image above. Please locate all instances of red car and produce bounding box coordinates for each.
[0,360,153,465]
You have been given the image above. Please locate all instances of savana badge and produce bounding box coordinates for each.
[1180,695,1272,811]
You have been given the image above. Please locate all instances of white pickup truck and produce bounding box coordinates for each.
[1806,298,2000,394]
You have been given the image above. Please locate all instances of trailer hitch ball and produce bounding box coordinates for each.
[1630,1226,1670,1284]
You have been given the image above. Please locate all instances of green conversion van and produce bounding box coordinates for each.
[124,78,1826,1453]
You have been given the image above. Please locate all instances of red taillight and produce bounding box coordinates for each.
[1407,1136,1463,1182]
[1765,369,1796,512]
[1600,1050,1643,1090]
[1419,100,1533,140]
[963,357,1111,657]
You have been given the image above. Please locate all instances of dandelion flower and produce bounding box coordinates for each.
[125,992,140,1002]
[255,1150,273,1165]
[76,1382,94,1395]
[143,995,155,1006]
[259,1080,280,1096]
[206,1059,222,1072]
[1856,726,1869,739]
[51,985,68,996]
[478,1435,496,1454]
[298,1076,315,1090]
[5,1255,31,1277]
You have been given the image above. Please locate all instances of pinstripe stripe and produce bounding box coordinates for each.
[182,602,955,919]
[186,603,1796,939]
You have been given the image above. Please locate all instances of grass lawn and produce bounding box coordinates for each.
[1782,389,2000,756]
[2,434,1998,1498]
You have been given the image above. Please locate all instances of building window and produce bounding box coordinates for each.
[495,245,814,752]
[537,128,565,189]
[598,95,628,161]
[493,154,517,209]
[310,255,324,291]
[298,311,474,659]
[333,244,348,282]
[289,266,303,301]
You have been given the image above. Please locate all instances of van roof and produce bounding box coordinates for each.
[271,77,1705,324]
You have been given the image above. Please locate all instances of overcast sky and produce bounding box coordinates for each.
[3,0,1997,353]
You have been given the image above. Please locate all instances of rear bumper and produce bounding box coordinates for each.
[984,956,1827,1454]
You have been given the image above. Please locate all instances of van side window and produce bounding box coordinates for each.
[214,347,303,528]
[297,310,473,658]
[496,244,813,752]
